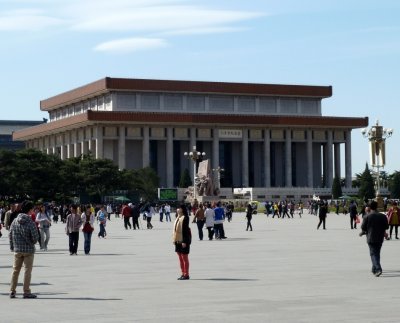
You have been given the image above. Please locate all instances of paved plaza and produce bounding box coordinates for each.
[1,211,399,323]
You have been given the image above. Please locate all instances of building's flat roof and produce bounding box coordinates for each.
[13,110,368,141]
[40,77,333,111]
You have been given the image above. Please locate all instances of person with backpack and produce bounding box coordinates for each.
[97,206,107,238]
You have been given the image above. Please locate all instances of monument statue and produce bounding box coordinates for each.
[194,159,216,196]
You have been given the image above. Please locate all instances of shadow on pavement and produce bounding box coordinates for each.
[192,278,258,281]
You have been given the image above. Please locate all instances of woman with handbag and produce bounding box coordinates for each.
[81,205,95,255]
[173,204,191,280]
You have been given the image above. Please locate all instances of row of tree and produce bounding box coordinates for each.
[1,149,399,204]
[0,149,160,203]
[332,163,400,200]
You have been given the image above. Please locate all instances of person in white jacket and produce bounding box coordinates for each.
[204,203,215,240]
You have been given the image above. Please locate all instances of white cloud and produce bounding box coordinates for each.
[0,8,65,31]
[94,37,168,54]
[0,0,265,53]
[70,5,263,33]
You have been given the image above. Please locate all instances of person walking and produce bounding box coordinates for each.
[214,202,226,239]
[121,203,132,229]
[349,200,358,229]
[360,201,389,277]
[81,206,95,255]
[317,201,328,230]
[131,203,141,230]
[204,203,215,240]
[9,200,39,299]
[173,205,191,280]
[97,207,107,238]
[246,203,253,231]
[164,203,171,222]
[146,204,155,229]
[36,204,52,251]
[65,204,82,255]
[386,201,400,240]
[193,203,205,240]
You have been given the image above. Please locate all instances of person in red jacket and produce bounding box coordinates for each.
[386,201,400,240]
[121,203,132,230]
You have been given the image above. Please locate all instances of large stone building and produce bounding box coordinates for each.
[1,120,45,150]
[13,77,368,198]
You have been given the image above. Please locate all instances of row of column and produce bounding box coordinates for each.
[35,126,353,189]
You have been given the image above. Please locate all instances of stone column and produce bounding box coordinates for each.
[166,127,174,187]
[142,126,150,168]
[95,126,103,159]
[212,129,219,170]
[264,129,271,187]
[285,129,292,187]
[307,129,314,188]
[81,141,88,156]
[60,144,66,160]
[73,142,79,157]
[118,126,126,170]
[189,127,196,180]
[334,143,341,179]
[326,130,333,188]
[345,130,352,188]
[242,129,249,187]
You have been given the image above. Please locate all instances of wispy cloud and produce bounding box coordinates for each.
[0,0,264,53]
[94,37,168,53]
[0,8,65,31]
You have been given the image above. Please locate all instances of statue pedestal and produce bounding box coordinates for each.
[376,194,384,212]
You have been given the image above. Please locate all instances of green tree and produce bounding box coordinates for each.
[130,167,160,202]
[331,176,342,199]
[389,171,400,199]
[78,154,121,202]
[358,163,375,200]
[179,168,192,188]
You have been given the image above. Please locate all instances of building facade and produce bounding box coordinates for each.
[13,77,368,197]
[1,120,45,150]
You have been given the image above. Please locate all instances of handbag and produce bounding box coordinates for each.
[83,222,94,233]
[355,215,361,224]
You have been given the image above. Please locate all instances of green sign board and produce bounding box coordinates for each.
[158,188,178,201]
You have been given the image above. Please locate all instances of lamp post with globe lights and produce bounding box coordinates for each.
[361,120,393,206]
[184,146,206,200]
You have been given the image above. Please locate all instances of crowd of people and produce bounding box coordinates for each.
[1,196,399,298]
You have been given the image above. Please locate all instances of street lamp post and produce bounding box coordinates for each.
[184,146,206,200]
[361,120,393,206]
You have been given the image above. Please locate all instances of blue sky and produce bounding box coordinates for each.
[1,0,399,176]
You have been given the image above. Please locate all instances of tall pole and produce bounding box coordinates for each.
[184,145,206,201]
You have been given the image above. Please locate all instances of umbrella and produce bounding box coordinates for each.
[115,196,130,202]
[339,195,353,200]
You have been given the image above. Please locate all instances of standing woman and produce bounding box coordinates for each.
[65,204,82,255]
[81,206,95,254]
[386,201,400,239]
[36,204,51,251]
[173,205,191,280]
[193,203,205,240]
[246,203,253,231]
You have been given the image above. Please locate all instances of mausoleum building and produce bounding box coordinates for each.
[13,77,368,197]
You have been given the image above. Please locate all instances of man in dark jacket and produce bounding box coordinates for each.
[9,200,39,298]
[360,201,389,277]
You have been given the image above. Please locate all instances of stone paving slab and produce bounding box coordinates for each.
[1,212,399,323]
